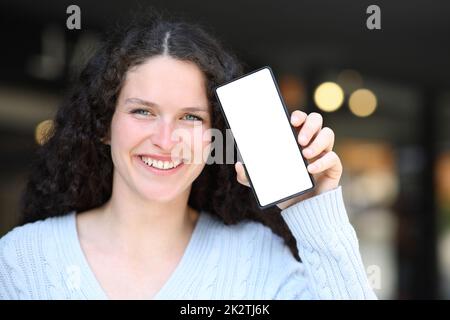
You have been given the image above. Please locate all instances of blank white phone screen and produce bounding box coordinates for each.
[215,67,314,207]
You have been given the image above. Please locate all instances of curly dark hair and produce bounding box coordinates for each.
[19,9,299,261]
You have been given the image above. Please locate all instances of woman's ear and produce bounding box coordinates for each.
[100,135,111,145]
[100,128,112,145]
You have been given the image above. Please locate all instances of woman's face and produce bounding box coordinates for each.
[109,55,212,202]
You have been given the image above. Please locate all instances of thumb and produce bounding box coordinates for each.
[235,161,250,187]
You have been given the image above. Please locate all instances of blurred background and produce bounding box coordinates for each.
[0,0,449,299]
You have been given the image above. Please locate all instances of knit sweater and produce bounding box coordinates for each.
[0,186,377,299]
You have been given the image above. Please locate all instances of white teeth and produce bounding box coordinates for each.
[140,156,182,170]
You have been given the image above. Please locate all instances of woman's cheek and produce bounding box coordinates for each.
[111,115,143,148]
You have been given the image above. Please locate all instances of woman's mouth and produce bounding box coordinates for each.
[140,155,183,169]
[137,155,185,175]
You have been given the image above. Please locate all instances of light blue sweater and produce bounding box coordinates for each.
[0,186,377,299]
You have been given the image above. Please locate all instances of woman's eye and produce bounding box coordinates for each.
[131,109,152,116]
[130,109,202,122]
[183,114,203,122]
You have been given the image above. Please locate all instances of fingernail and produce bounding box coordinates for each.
[291,115,299,124]
[308,163,317,171]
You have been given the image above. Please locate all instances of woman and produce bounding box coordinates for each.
[0,12,377,299]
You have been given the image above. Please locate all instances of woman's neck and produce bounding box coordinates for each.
[79,180,199,259]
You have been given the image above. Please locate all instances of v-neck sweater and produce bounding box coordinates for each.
[0,186,377,299]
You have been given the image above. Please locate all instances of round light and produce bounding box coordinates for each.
[313,82,344,112]
[35,119,54,145]
[349,89,377,117]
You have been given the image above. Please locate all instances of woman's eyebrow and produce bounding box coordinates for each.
[181,107,209,113]
[125,97,209,113]
[125,97,157,107]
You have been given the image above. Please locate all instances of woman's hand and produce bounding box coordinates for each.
[235,111,343,210]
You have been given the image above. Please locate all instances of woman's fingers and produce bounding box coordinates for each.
[235,161,250,187]
[302,127,335,159]
[297,112,323,146]
[307,151,342,178]
[290,110,307,127]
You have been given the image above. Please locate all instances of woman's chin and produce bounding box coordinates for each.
[139,188,181,202]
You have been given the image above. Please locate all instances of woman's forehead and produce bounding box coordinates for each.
[126,56,205,86]
[120,56,209,104]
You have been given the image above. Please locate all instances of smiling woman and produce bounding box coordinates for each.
[0,9,376,300]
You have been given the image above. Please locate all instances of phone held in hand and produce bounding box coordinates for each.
[215,67,315,209]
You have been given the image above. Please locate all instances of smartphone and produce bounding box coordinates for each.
[214,66,315,209]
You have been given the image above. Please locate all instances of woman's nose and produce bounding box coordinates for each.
[151,120,180,151]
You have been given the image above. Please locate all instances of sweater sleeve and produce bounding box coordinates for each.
[278,186,377,299]
[0,232,27,300]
